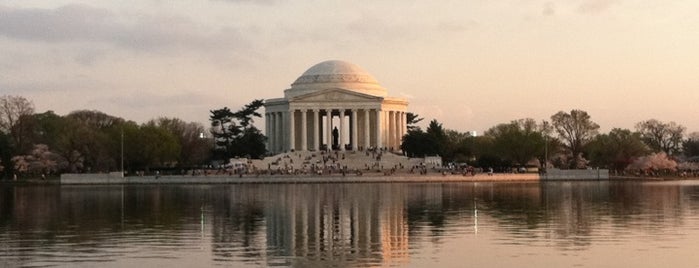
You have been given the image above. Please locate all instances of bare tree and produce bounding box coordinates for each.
[684,132,699,158]
[550,109,600,168]
[0,95,35,152]
[635,119,685,156]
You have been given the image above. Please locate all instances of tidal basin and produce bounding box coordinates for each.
[3,180,699,267]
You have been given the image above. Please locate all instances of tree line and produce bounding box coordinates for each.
[0,95,268,179]
[402,109,699,174]
[3,93,699,179]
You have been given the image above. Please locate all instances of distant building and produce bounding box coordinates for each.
[264,60,409,154]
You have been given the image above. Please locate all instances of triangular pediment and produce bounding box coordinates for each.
[290,88,383,103]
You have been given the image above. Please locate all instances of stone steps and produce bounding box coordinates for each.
[249,151,421,172]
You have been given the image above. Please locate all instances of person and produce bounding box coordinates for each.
[488,167,493,176]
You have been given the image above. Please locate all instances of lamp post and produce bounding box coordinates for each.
[121,128,124,178]
[543,121,549,176]
[545,135,548,170]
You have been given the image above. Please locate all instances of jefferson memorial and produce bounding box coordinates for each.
[264,60,409,154]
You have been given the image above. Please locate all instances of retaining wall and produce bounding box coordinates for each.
[542,168,609,180]
[61,170,608,184]
[61,173,540,184]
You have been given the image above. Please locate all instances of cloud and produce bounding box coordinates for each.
[0,4,250,54]
[437,20,478,33]
[399,92,415,100]
[344,13,416,43]
[90,91,220,109]
[542,2,556,16]
[212,0,281,4]
[577,0,618,14]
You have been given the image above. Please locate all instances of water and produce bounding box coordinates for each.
[2,181,699,267]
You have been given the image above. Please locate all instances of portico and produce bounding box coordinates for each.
[264,60,409,154]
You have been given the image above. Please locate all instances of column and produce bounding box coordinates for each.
[400,112,406,146]
[270,112,276,153]
[313,109,320,151]
[289,110,295,151]
[364,109,370,149]
[351,109,358,151]
[389,111,395,150]
[386,110,391,149]
[326,109,332,150]
[339,109,345,151]
[265,112,270,151]
[375,109,382,148]
[301,109,308,151]
[394,111,399,149]
[276,111,283,153]
[393,111,401,151]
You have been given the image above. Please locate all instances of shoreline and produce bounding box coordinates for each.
[3,174,693,185]
[58,172,540,184]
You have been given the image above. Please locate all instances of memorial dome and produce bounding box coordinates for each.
[285,60,388,98]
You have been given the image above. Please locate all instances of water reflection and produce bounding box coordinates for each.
[2,181,699,267]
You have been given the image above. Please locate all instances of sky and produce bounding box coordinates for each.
[1,0,698,134]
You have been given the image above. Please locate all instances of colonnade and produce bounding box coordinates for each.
[265,108,407,154]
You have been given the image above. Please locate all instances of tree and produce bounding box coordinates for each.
[635,119,686,156]
[401,119,447,159]
[426,119,447,156]
[0,95,35,153]
[57,110,128,172]
[210,99,266,160]
[64,111,118,172]
[406,112,424,131]
[627,152,677,175]
[0,132,10,178]
[210,107,238,159]
[232,126,266,159]
[135,125,181,169]
[485,118,546,167]
[684,132,699,158]
[149,117,212,167]
[442,130,473,163]
[550,109,600,168]
[11,144,64,176]
[401,128,437,158]
[586,128,649,172]
[51,116,94,173]
[67,110,124,129]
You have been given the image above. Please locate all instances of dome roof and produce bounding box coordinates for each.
[285,60,387,98]
[294,60,379,83]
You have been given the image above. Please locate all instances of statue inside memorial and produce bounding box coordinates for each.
[332,127,339,150]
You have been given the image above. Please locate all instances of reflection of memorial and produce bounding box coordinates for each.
[264,184,409,266]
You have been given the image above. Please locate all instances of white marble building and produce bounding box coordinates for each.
[265,60,409,154]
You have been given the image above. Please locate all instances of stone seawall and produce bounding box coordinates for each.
[61,173,541,184]
[61,170,609,184]
[60,173,125,184]
[542,168,609,180]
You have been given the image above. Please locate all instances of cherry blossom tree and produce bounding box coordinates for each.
[11,144,64,176]
[627,152,677,175]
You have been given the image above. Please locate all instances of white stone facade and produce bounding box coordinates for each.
[264,60,409,154]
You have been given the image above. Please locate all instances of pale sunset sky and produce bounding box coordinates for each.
[1,0,698,134]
